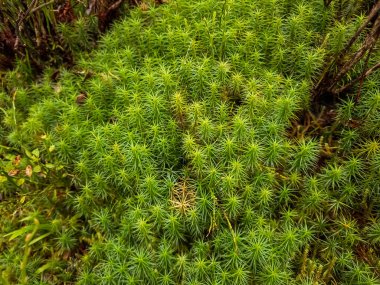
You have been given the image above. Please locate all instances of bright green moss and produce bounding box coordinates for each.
[1,0,380,284]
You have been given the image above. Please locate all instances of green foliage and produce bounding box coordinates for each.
[0,0,100,70]
[1,0,380,284]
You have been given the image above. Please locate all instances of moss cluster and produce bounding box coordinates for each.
[1,0,380,284]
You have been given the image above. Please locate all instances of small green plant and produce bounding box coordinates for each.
[1,0,380,284]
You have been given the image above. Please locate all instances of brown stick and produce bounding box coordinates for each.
[107,0,124,13]
[98,0,125,31]
[339,1,380,57]
[16,0,39,29]
[355,41,376,102]
[14,0,39,50]
[314,2,380,95]
[328,15,380,90]
[324,0,333,7]
[86,0,97,15]
[30,0,54,14]
[332,61,380,94]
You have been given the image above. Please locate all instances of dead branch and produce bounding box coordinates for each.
[314,2,380,97]
[332,61,380,94]
[339,1,380,57]
[31,0,55,14]
[324,0,333,7]
[328,15,380,91]
[14,0,39,50]
[107,0,124,13]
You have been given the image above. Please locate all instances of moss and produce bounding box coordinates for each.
[1,0,380,284]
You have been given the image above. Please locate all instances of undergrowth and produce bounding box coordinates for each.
[1,0,380,284]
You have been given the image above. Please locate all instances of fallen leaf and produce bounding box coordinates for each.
[63,251,71,260]
[140,2,149,11]
[8,169,19,176]
[25,165,33,177]
[76,92,87,105]
[25,233,33,243]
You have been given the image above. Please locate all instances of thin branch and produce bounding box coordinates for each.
[332,61,380,94]
[107,0,125,13]
[86,0,97,15]
[314,2,380,94]
[324,0,333,7]
[328,14,380,91]
[355,40,376,102]
[17,0,39,29]
[14,0,39,49]
[339,1,380,58]
[30,0,54,14]
[223,211,238,252]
